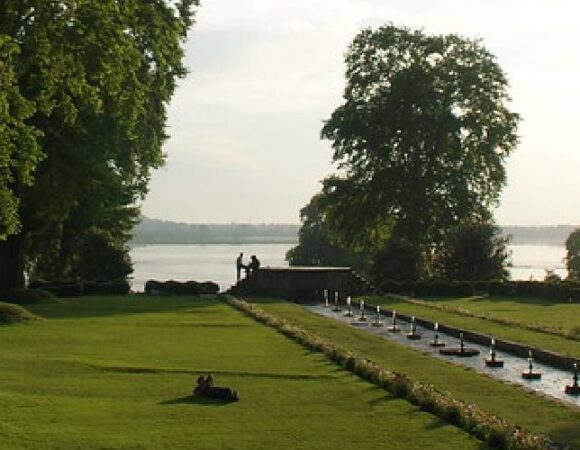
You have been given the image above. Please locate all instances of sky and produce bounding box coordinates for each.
[141,0,580,226]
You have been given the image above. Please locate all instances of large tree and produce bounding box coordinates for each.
[320,25,519,259]
[286,193,366,270]
[565,228,580,280]
[0,1,197,288]
[434,221,510,281]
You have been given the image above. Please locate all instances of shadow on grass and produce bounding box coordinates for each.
[159,395,232,407]
[466,295,564,307]
[26,295,226,320]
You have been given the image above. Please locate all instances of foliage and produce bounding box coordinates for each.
[0,288,55,305]
[565,228,580,280]
[0,0,198,288]
[0,301,39,324]
[286,194,366,269]
[229,297,558,449]
[0,35,41,239]
[370,239,423,282]
[435,222,510,281]
[320,25,519,254]
[543,269,562,283]
[144,280,219,296]
[75,229,133,283]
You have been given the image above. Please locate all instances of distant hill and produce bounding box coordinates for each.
[131,217,299,245]
[131,217,577,246]
[501,225,577,246]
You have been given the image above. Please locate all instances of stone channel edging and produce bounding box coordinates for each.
[354,300,580,372]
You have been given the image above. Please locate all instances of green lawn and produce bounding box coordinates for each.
[0,296,481,450]
[364,295,580,360]
[247,297,580,448]
[407,295,580,334]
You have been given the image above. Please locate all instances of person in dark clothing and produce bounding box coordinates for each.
[236,252,245,282]
[248,255,260,277]
[193,374,239,402]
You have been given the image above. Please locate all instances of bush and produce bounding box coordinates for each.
[77,230,133,283]
[371,239,423,283]
[29,281,84,297]
[0,288,56,305]
[488,281,516,296]
[0,302,40,324]
[144,280,219,296]
[84,281,131,295]
[377,280,416,295]
[414,280,473,297]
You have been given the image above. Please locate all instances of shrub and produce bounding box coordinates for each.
[434,222,510,281]
[77,229,133,283]
[0,288,55,305]
[0,302,40,324]
[84,281,131,295]
[144,280,219,296]
[488,281,516,296]
[414,280,473,297]
[227,297,559,450]
[371,239,423,283]
[377,280,416,295]
[29,281,84,297]
[567,287,580,302]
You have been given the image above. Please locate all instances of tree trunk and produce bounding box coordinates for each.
[0,233,26,289]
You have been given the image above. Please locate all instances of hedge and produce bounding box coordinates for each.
[144,280,219,296]
[227,297,561,450]
[376,279,580,302]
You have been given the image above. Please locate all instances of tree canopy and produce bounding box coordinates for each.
[286,194,366,270]
[320,25,519,254]
[0,1,198,288]
[434,222,510,281]
[565,228,580,280]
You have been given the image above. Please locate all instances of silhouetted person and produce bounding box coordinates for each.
[193,374,238,402]
[248,255,261,277]
[236,252,245,282]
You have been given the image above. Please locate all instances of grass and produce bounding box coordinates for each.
[0,295,482,450]
[0,302,41,325]
[404,295,580,338]
[364,295,580,360]
[246,297,580,449]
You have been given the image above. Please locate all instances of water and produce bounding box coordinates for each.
[129,243,567,292]
[130,243,292,292]
[308,304,580,408]
[510,244,566,280]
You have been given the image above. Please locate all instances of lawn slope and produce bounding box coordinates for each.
[0,296,480,450]
[247,297,580,448]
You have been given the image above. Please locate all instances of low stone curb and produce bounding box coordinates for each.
[355,297,580,372]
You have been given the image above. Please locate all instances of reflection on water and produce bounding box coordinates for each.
[129,244,568,292]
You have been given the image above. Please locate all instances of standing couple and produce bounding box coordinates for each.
[236,252,261,282]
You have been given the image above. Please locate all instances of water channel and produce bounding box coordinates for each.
[304,303,580,408]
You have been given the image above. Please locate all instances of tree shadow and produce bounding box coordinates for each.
[158,395,233,406]
[467,295,563,307]
[26,295,225,320]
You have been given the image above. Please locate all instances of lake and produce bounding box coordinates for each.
[129,243,567,292]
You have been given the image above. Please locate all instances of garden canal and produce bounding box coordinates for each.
[304,303,580,408]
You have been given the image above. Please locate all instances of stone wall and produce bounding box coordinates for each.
[229,267,372,300]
